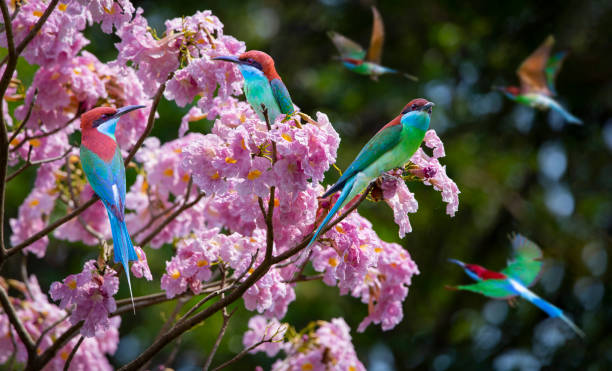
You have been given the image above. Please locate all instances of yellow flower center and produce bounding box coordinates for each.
[33,10,43,17]
[335,225,344,234]
[374,247,382,253]
[281,133,293,142]
[182,173,190,182]
[28,199,40,207]
[170,270,181,280]
[197,259,208,267]
[103,6,115,14]
[58,3,67,11]
[29,139,41,148]
[225,156,237,164]
[163,168,174,177]
[67,279,77,290]
[174,147,182,153]
[301,363,313,371]
[247,169,261,180]
[211,171,220,180]
[328,257,338,267]
[141,180,149,193]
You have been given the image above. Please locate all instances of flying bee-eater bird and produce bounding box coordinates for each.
[448,233,585,337]
[80,105,145,308]
[306,98,434,250]
[213,50,311,125]
[328,6,417,81]
[495,35,582,124]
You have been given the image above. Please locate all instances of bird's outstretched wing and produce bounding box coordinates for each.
[517,35,554,95]
[453,279,516,299]
[365,6,384,64]
[545,51,567,96]
[501,233,543,288]
[328,31,366,60]
[322,123,402,198]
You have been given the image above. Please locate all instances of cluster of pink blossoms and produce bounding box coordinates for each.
[0,276,119,370]
[50,260,122,337]
[244,316,365,371]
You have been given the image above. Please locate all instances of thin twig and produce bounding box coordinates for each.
[203,267,234,371]
[211,335,276,371]
[62,336,84,371]
[137,192,205,246]
[284,273,324,284]
[125,76,171,164]
[8,89,37,144]
[35,312,70,349]
[6,146,72,182]
[20,253,33,298]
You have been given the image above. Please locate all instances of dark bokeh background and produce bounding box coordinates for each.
[5,0,612,370]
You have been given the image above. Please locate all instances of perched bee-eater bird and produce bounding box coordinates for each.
[80,105,145,306]
[328,6,417,81]
[213,50,308,125]
[448,233,585,337]
[496,35,582,124]
[306,98,434,249]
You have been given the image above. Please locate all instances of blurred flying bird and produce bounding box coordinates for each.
[495,35,582,124]
[306,98,434,250]
[213,50,312,125]
[80,105,145,309]
[448,233,585,337]
[328,6,417,81]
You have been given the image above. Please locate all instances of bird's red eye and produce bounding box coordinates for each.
[411,104,418,110]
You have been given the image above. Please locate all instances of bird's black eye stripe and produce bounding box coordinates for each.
[411,104,418,110]
[241,57,263,71]
[92,113,112,127]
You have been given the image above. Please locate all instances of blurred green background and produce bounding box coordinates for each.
[4,0,612,370]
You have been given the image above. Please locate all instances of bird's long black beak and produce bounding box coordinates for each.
[421,102,435,114]
[212,55,242,65]
[448,258,465,267]
[93,105,146,128]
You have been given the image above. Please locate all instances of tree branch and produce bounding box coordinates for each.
[0,285,35,358]
[62,335,83,371]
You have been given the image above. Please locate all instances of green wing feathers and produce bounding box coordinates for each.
[270,79,295,115]
[545,51,567,95]
[455,279,516,299]
[501,233,543,287]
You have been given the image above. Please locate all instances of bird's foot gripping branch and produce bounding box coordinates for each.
[0,2,458,370]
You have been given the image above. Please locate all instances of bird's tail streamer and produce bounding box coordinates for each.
[108,210,137,313]
[526,291,585,338]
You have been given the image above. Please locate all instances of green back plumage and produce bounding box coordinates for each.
[501,233,543,287]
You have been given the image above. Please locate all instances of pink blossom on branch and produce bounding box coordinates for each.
[50,260,119,337]
[243,315,287,357]
[0,276,119,369]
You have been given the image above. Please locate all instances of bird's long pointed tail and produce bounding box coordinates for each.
[549,102,582,125]
[307,176,357,250]
[515,283,585,338]
[108,210,137,314]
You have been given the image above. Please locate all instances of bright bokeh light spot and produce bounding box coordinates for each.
[483,300,508,325]
[603,118,612,151]
[573,277,604,310]
[545,184,574,217]
[538,141,567,181]
[581,242,607,276]
[493,349,541,371]
[512,105,535,133]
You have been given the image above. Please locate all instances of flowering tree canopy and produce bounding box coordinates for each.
[0,1,458,369]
